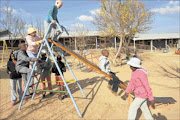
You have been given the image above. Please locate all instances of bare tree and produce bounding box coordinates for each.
[93,0,154,64]
[72,24,90,50]
[34,18,44,39]
[0,0,16,48]
[0,0,27,48]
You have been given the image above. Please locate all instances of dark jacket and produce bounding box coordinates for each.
[7,54,21,79]
[16,49,34,72]
[52,61,66,76]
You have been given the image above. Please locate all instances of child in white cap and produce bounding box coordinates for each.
[38,49,53,99]
[44,0,63,41]
[125,57,155,120]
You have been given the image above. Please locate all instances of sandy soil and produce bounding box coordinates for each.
[0,51,179,120]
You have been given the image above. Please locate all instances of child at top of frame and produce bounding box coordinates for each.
[52,55,67,100]
[7,51,23,106]
[44,0,63,41]
[99,49,123,96]
[16,43,38,101]
[38,49,53,99]
[26,27,44,58]
[125,58,155,120]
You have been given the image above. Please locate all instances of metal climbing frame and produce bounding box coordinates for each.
[18,22,86,118]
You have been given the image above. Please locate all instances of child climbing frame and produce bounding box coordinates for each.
[18,22,86,118]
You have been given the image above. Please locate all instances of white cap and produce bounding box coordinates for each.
[127,58,142,68]
[41,49,47,54]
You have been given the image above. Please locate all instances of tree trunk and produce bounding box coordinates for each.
[112,35,124,65]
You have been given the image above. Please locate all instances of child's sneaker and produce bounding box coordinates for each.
[107,84,112,90]
[42,95,46,99]
[23,99,28,103]
[58,95,64,100]
[11,102,15,106]
[111,90,118,96]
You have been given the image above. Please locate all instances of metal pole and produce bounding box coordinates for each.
[165,39,167,49]
[18,23,52,110]
[18,42,44,110]
[96,37,97,49]
[45,37,82,118]
[151,40,153,52]
[58,47,86,98]
[114,37,117,51]
[31,43,54,99]
[75,37,77,52]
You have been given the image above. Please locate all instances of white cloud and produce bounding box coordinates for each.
[2,7,17,14]
[77,15,94,21]
[2,7,31,16]
[169,1,179,6]
[151,5,180,14]
[71,23,86,28]
[90,9,100,15]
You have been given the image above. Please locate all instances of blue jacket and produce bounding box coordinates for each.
[45,5,59,23]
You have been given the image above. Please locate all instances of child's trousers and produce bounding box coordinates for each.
[128,97,154,120]
[41,76,52,95]
[10,78,23,103]
[19,67,34,96]
[108,73,121,93]
[44,21,61,41]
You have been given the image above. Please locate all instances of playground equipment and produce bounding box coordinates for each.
[0,40,9,68]
[18,23,86,118]
[18,22,128,118]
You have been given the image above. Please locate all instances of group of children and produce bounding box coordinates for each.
[7,0,155,119]
[7,0,65,106]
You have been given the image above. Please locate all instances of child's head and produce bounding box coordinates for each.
[101,49,109,57]
[27,27,36,37]
[9,51,15,61]
[41,49,47,61]
[18,43,27,51]
[127,58,141,71]
[57,55,62,61]
[55,0,63,9]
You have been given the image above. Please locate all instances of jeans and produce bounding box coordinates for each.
[19,67,34,96]
[128,97,154,120]
[10,78,23,102]
[108,73,122,92]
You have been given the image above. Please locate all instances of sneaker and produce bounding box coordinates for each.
[49,92,53,95]
[11,102,15,106]
[64,95,68,98]
[23,99,28,103]
[107,84,112,90]
[58,95,64,100]
[42,95,46,99]
[111,90,118,96]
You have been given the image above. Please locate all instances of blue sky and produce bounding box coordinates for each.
[0,0,179,34]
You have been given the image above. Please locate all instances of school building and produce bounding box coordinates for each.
[59,31,180,52]
[0,29,180,52]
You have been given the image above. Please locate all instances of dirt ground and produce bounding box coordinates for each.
[0,51,179,120]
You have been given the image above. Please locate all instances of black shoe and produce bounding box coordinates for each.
[50,92,53,95]
[42,95,46,99]
[64,95,68,98]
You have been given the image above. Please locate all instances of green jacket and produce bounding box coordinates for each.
[39,59,52,77]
